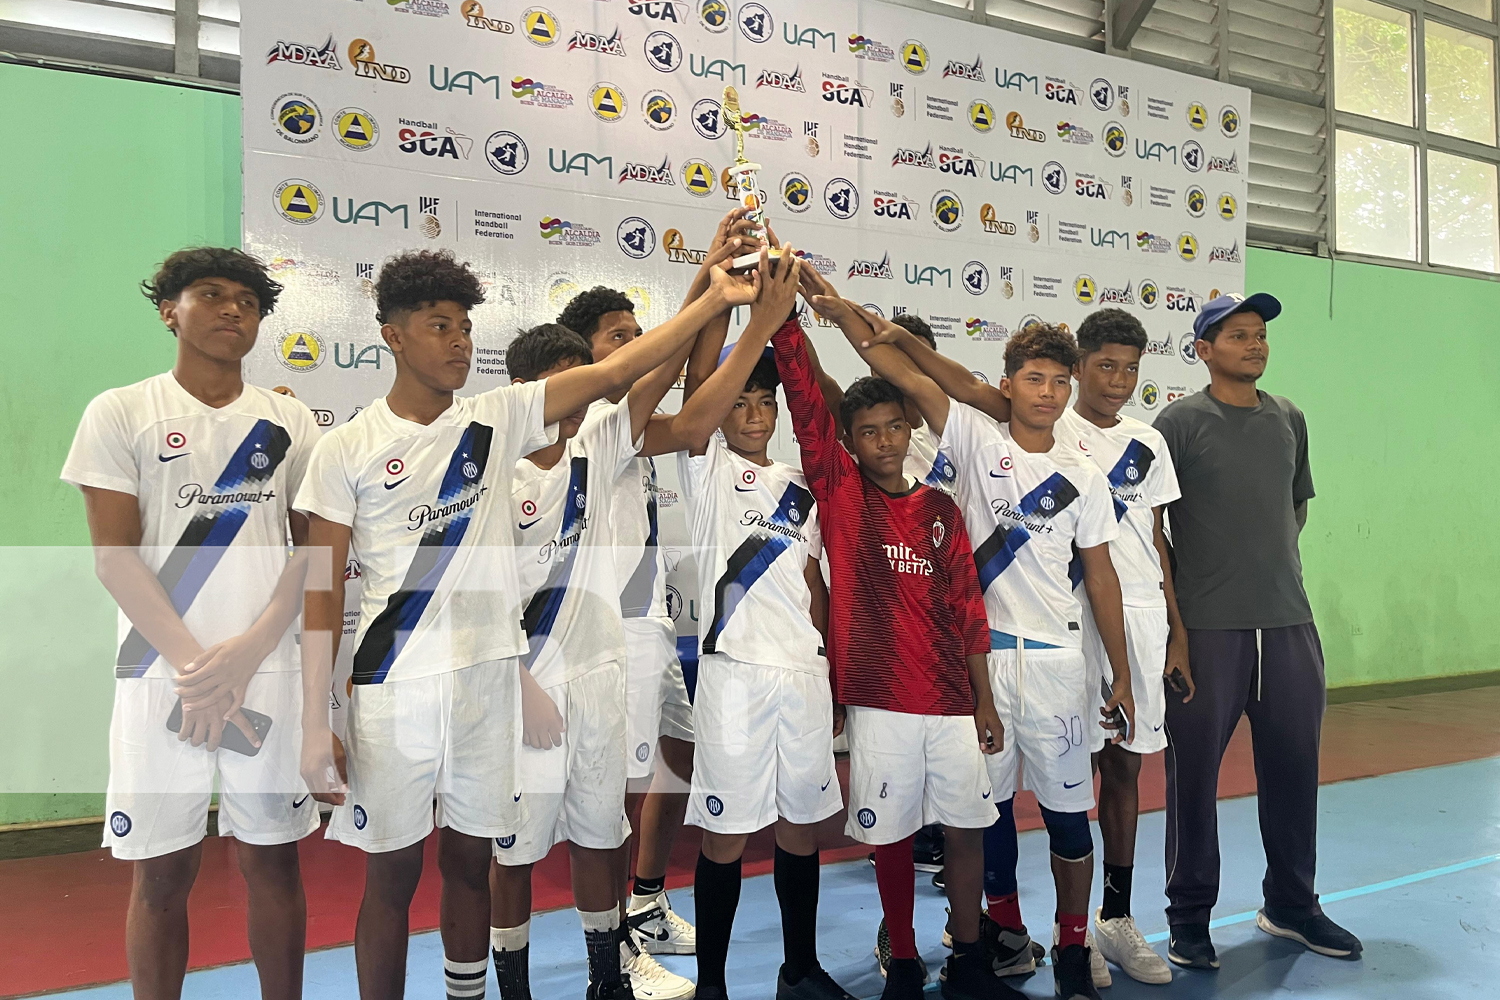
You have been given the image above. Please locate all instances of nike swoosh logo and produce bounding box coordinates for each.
[1152,723,1163,732]
[293,795,309,809]
[1063,779,1085,789]
[518,518,542,530]
[982,789,992,799]
[384,477,410,490]
[821,778,831,791]
[158,452,191,463]
[988,471,1010,478]
[734,485,756,492]
[513,792,523,802]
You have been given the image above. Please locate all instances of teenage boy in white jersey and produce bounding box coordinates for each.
[62,247,321,998]
[851,312,1136,1000]
[294,249,752,1000]
[1057,309,1190,985]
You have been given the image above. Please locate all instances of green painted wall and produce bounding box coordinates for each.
[1,64,1495,825]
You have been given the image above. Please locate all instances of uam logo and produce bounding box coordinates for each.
[980,203,1016,235]
[962,260,989,295]
[539,217,602,246]
[849,34,895,62]
[821,73,873,106]
[995,68,1038,93]
[616,217,655,258]
[618,155,675,185]
[1006,112,1046,142]
[824,177,859,219]
[1044,77,1082,105]
[267,35,342,69]
[905,263,951,287]
[989,161,1033,186]
[784,22,835,50]
[1208,240,1242,264]
[689,54,746,83]
[1136,139,1176,163]
[568,27,626,56]
[892,142,937,169]
[848,252,893,279]
[1090,227,1130,249]
[548,147,613,177]
[943,54,984,81]
[756,65,805,92]
[938,146,982,178]
[873,190,920,221]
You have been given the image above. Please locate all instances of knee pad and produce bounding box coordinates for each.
[1039,806,1092,862]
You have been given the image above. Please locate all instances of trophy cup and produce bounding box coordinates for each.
[722,85,785,273]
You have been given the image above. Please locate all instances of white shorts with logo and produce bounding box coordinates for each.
[987,646,1095,813]
[843,707,996,845]
[687,654,843,835]
[1084,605,1170,755]
[623,616,694,780]
[494,661,631,866]
[329,659,524,854]
[103,670,318,860]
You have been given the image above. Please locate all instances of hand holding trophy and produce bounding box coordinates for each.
[722,85,786,275]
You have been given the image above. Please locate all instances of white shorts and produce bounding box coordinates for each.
[103,671,318,860]
[986,646,1094,813]
[686,654,843,834]
[1083,605,1169,754]
[843,707,996,845]
[494,662,631,866]
[623,616,694,780]
[328,659,524,854]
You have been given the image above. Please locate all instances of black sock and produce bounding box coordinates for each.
[491,943,530,1000]
[773,846,820,984]
[632,873,666,898]
[694,852,743,992]
[581,912,622,988]
[1101,863,1133,920]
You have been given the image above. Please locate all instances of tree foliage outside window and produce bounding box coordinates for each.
[1425,20,1496,143]
[1335,0,1414,124]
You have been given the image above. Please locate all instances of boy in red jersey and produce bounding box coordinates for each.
[773,281,1014,1000]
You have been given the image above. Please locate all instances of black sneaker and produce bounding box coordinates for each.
[939,946,1027,999]
[777,964,859,1000]
[586,979,637,1000]
[1050,945,1101,1000]
[1167,923,1219,970]
[931,867,946,891]
[875,919,929,980]
[913,825,945,873]
[1256,908,1363,959]
[881,957,927,1000]
[980,913,1042,976]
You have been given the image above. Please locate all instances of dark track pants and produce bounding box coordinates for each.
[1163,623,1326,927]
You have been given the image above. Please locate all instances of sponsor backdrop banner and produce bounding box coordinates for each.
[241,0,1250,696]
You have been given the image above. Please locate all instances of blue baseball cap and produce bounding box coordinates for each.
[1192,292,1282,340]
[717,342,775,366]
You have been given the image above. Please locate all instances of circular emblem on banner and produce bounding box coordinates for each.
[1103,121,1126,156]
[737,3,773,42]
[642,89,676,129]
[522,7,560,46]
[1140,279,1159,308]
[968,99,996,133]
[1042,161,1067,196]
[1186,185,1207,218]
[617,217,656,259]
[1140,381,1160,409]
[644,30,682,72]
[1220,105,1241,137]
[962,260,989,295]
[699,0,728,32]
[781,172,811,213]
[274,179,324,224]
[1177,232,1199,261]
[900,39,928,74]
[272,93,321,144]
[1090,78,1115,112]
[590,82,626,122]
[1218,192,1238,221]
[682,158,716,196]
[332,108,379,150]
[691,98,726,139]
[1182,140,1204,173]
[1074,274,1097,305]
[1187,102,1208,130]
[824,177,859,219]
[931,190,963,232]
[485,130,528,174]
[1180,332,1200,364]
[278,331,324,371]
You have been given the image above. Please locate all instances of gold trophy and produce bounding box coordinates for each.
[722,85,785,273]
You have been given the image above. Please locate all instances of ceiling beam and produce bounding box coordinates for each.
[1111,0,1157,51]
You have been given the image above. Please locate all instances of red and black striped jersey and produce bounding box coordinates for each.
[773,319,990,716]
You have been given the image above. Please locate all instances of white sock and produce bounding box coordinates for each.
[444,956,488,999]
[490,920,531,953]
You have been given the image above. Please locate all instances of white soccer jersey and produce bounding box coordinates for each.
[939,403,1117,647]
[584,399,669,621]
[60,373,320,679]
[1057,408,1181,608]
[906,421,957,494]
[294,384,556,684]
[678,432,825,673]
[513,397,639,686]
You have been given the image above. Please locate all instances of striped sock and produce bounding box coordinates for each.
[445,956,488,1000]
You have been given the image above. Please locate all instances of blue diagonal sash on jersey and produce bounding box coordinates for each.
[116,419,291,678]
[1105,439,1155,521]
[353,423,493,684]
[520,457,589,668]
[924,449,956,489]
[973,472,1081,595]
[701,482,814,655]
[620,458,660,618]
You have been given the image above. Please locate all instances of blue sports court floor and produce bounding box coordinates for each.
[50,756,1500,1000]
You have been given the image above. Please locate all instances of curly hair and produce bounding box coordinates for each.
[840,376,905,430]
[375,249,485,324]
[1076,307,1146,355]
[140,247,282,318]
[556,286,635,342]
[1004,322,1080,377]
[891,313,937,349]
[506,323,593,382]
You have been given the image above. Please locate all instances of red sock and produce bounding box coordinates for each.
[874,837,917,959]
[1057,911,1088,950]
[986,892,1022,931]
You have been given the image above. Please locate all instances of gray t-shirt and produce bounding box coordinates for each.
[1155,389,1314,630]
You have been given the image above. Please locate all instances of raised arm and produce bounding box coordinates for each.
[863,322,1011,424]
[771,310,852,500]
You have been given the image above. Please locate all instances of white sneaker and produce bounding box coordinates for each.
[628,890,697,955]
[1093,909,1173,985]
[621,929,696,999]
[1054,922,1112,988]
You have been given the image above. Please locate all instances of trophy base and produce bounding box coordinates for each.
[729,247,785,274]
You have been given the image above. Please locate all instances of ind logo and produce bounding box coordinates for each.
[349,39,411,84]
[109,811,132,837]
[857,808,877,829]
[550,148,614,178]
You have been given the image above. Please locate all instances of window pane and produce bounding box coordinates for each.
[1336,131,1419,259]
[1429,0,1493,19]
[1428,151,1500,272]
[1334,0,1415,125]
[1425,22,1497,145]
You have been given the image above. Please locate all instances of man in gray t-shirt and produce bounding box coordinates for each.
[1153,293,1362,970]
